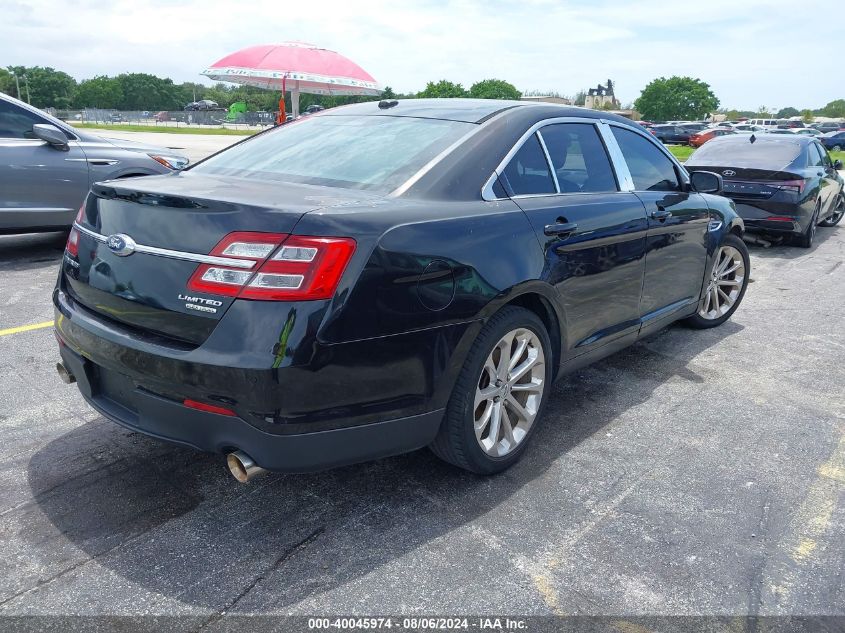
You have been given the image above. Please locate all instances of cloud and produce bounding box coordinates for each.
[0,0,838,110]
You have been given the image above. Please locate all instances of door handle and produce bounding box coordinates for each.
[650,208,672,221]
[544,221,578,237]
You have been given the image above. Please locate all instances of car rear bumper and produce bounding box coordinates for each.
[53,287,474,472]
[58,343,443,472]
[731,202,807,235]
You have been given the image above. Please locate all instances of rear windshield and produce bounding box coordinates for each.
[686,138,803,170]
[190,115,474,192]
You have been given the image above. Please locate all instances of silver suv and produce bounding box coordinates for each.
[0,93,189,234]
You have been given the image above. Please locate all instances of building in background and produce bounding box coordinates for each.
[520,96,573,105]
[584,80,619,110]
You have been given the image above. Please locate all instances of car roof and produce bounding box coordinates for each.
[321,98,627,125]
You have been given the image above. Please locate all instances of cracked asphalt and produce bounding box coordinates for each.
[0,139,843,623]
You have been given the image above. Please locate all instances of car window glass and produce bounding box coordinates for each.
[191,115,474,193]
[611,126,681,192]
[0,99,44,139]
[500,133,556,196]
[817,144,832,167]
[539,123,618,193]
[808,143,824,167]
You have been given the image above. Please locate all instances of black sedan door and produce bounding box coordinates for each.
[608,125,709,325]
[499,121,648,357]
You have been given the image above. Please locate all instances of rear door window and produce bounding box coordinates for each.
[611,126,682,192]
[538,123,618,193]
[501,133,556,196]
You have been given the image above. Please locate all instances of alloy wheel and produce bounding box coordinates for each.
[473,328,545,457]
[698,245,746,320]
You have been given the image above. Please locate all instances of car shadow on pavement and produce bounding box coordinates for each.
[745,225,839,261]
[0,231,67,272]
[25,320,743,612]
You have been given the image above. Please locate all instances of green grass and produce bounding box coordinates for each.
[69,123,256,136]
[669,144,844,166]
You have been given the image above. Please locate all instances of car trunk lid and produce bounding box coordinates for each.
[62,172,378,345]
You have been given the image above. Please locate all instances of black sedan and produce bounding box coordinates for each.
[54,99,748,481]
[820,131,845,151]
[649,124,693,145]
[686,134,844,247]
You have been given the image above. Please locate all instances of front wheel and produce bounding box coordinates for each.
[430,306,552,474]
[684,234,750,329]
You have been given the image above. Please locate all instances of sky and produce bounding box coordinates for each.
[1,0,839,111]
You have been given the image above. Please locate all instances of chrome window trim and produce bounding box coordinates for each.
[534,130,560,193]
[481,116,636,201]
[72,223,256,269]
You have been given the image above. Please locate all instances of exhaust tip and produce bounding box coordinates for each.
[56,362,76,384]
[226,450,266,483]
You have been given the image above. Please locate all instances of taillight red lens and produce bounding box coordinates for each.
[186,232,356,301]
[65,204,85,257]
[66,228,80,257]
[187,232,287,297]
[770,180,805,194]
[241,236,356,301]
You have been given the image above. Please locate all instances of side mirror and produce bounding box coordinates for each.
[689,170,723,194]
[834,160,843,170]
[32,124,69,150]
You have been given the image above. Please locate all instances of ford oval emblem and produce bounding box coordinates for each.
[722,169,736,177]
[106,233,136,257]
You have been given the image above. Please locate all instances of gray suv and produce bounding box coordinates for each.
[0,93,189,234]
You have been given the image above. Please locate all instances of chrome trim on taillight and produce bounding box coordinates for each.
[72,223,256,270]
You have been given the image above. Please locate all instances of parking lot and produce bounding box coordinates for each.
[0,133,843,623]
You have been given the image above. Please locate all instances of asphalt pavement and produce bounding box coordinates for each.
[0,142,843,624]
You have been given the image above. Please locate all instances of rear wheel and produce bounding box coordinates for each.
[820,194,844,227]
[795,204,820,248]
[684,234,749,329]
[430,307,552,474]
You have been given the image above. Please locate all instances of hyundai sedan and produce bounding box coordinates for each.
[686,134,844,247]
[54,99,749,481]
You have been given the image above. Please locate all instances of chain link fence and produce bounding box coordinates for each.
[50,108,276,130]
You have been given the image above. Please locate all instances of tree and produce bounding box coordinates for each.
[417,80,468,99]
[573,89,586,106]
[0,68,15,97]
[74,76,123,109]
[801,109,815,123]
[5,66,76,108]
[115,73,182,110]
[634,76,719,121]
[381,86,396,99]
[776,106,800,119]
[469,79,521,100]
[821,99,845,118]
[757,105,772,117]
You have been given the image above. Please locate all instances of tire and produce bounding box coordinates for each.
[819,194,844,227]
[684,233,750,329]
[795,204,820,248]
[430,306,553,474]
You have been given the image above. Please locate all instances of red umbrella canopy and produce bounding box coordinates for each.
[202,42,381,96]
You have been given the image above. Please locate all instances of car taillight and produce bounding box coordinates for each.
[186,232,356,301]
[770,180,805,194]
[65,205,85,257]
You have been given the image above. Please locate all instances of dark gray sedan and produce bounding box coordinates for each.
[0,93,189,234]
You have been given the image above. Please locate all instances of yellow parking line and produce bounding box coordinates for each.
[0,321,55,337]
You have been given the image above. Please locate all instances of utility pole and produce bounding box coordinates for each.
[12,72,21,100]
[23,75,31,103]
